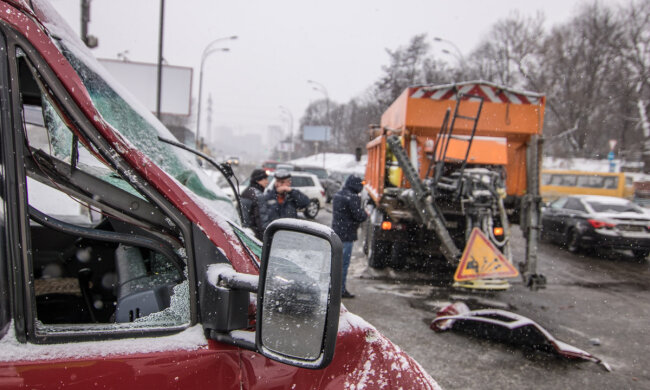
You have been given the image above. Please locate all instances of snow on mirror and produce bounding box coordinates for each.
[261,230,331,360]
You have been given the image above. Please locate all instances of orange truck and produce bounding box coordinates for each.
[363,81,547,288]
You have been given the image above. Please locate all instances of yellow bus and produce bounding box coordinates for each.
[540,170,634,201]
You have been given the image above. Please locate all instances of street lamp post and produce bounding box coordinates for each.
[279,106,293,160]
[434,36,466,69]
[155,0,165,119]
[434,37,464,61]
[442,49,463,66]
[195,35,237,149]
[307,79,330,118]
[307,80,330,167]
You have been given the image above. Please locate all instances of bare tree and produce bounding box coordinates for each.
[466,11,545,88]
[374,34,433,105]
[537,2,624,157]
[617,0,650,170]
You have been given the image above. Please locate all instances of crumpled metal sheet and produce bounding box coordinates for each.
[430,302,611,372]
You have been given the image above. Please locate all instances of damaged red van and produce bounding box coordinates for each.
[0,1,439,388]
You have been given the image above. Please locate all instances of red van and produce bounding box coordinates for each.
[0,1,438,389]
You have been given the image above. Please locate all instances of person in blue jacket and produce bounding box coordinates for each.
[262,170,310,228]
[331,175,368,298]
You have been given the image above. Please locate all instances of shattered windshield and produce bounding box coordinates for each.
[50,40,238,223]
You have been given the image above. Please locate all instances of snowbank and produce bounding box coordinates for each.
[288,153,650,182]
[543,157,650,182]
[289,153,366,176]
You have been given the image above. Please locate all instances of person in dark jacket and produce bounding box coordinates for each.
[331,175,367,298]
[261,170,310,228]
[241,169,268,240]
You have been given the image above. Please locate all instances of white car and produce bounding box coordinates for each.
[268,171,326,219]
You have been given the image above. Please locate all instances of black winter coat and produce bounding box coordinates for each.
[261,188,310,228]
[241,182,267,240]
[332,176,367,242]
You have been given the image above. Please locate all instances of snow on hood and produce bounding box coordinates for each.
[338,310,441,390]
[0,322,207,362]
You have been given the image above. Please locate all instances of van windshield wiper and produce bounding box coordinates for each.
[157,136,243,222]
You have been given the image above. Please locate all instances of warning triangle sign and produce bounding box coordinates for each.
[454,228,519,281]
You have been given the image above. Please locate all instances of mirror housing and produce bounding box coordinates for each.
[201,220,342,369]
[257,219,342,369]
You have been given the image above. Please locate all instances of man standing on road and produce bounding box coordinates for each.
[331,175,367,299]
[241,169,268,240]
[262,170,310,228]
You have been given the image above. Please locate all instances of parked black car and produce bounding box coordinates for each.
[265,256,321,316]
[541,195,650,260]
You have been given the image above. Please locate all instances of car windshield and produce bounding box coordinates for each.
[42,16,238,223]
[587,200,643,213]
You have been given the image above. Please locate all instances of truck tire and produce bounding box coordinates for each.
[365,218,389,268]
[389,241,408,270]
[363,220,370,255]
[368,237,389,268]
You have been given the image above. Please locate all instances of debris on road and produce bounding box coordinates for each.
[430,302,611,371]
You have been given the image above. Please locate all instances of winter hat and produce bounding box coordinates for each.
[344,175,364,194]
[274,169,292,180]
[250,168,268,183]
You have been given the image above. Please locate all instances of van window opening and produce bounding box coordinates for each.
[16,48,190,331]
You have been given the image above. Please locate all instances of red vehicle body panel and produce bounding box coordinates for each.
[242,311,440,389]
[0,342,241,390]
[0,1,440,389]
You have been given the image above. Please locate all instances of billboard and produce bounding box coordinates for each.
[303,126,331,142]
[98,59,193,116]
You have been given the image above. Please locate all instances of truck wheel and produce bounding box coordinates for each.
[389,241,408,270]
[366,223,389,268]
[368,239,389,268]
[303,199,320,219]
[363,221,370,255]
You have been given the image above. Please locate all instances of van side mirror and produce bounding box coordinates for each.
[201,219,342,370]
[257,219,342,368]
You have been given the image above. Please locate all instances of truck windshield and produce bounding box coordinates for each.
[44,23,238,223]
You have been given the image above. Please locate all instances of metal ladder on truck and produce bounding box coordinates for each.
[426,94,485,192]
[386,93,484,266]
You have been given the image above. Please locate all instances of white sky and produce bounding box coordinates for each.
[49,0,624,145]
